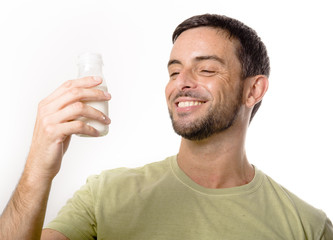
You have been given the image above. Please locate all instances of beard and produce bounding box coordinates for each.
[168,84,243,141]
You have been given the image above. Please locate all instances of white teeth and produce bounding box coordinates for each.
[178,101,203,108]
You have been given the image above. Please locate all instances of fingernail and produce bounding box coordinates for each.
[102,115,111,124]
[94,130,100,137]
[104,91,111,98]
[93,76,102,82]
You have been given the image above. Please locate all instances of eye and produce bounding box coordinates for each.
[196,62,219,77]
[201,70,215,73]
[169,72,179,79]
[200,69,216,76]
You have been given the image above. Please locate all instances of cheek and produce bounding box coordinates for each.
[205,79,234,105]
[165,82,174,108]
[204,80,224,102]
[165,81,174,103]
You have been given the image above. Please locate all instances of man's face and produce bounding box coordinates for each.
[165,27,244,141]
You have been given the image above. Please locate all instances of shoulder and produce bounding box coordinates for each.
[262,172,330,239]
[280,186,333,239]
[86,156,174,194]
[101,156,171,181]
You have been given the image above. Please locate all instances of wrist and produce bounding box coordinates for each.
[25,149,62,182]
[23,166,56,186]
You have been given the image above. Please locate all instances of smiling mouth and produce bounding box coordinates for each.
[177,101,206,108]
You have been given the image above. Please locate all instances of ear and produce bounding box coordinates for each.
[243,75,269,108]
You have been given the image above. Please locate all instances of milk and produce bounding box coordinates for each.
[76,53,109,137]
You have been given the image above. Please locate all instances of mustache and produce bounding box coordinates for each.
[172,90,209,102]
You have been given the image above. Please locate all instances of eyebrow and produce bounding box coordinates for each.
[167,59,181,68]
[194,55,226,65]
[167,55,226,68]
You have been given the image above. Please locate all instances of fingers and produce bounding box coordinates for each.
[40,76,104,108]
[42,120,100,143]
[46,101,111,125]
[57,121,101,138]
[44,87,111,115]
[35,76,111,139]
[38,77,111,117]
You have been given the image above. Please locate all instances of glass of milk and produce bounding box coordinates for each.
[76,52,109,137]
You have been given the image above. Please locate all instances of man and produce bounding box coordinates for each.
[0,14,332,239]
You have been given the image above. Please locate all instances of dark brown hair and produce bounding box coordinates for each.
[172,14,270,122]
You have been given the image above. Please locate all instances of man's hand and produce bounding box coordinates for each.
[27,76,111,179]
[0,76,111,240]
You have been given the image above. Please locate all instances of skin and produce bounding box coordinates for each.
[0,27,268,239]
[0,76,111,239]
[166,27,269,188]
[167,29,244,141]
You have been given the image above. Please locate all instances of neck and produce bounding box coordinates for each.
[177,121,254,189]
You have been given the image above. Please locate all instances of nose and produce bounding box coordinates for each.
[176,69,197,91]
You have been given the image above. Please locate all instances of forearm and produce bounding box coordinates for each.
[0,166,53,240]
[0,76,111,239]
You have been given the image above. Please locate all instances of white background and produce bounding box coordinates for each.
[0,0,332,226]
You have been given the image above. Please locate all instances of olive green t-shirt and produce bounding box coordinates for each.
[47,156,333,239]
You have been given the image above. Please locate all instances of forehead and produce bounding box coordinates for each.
[170,27,239,63]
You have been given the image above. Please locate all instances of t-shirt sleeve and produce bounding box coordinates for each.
[46,175,99,240]
[321,217,333,240]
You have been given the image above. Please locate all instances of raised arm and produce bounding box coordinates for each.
[0,76,111,240]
